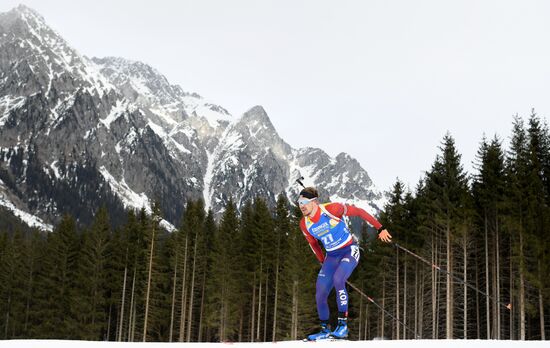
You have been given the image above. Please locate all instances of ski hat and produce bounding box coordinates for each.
[299,187,318,199]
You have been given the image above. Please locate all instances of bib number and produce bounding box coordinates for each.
[322,234,334,245]
[351,245,360,262]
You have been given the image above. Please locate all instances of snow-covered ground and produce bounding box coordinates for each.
[0,340,547,348]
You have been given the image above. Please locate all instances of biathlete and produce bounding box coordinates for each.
[298,187,392,340]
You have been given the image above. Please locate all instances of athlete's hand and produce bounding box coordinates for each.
[378,229,392,243]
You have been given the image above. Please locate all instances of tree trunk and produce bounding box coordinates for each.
[219,282,226,341]
[414,261,418,338]
[130,298,137,342]
[251,273,256,342]
[519,224,526,340]
[539,260,546,340]
[272,253,280,341]
[496,217,501,339]
[403,254,408,339]
[510,235,514,340]
[256,270,262,341]
[198,270,206,342]
[169,253,178,342]
[446,222,453,339]
[178,235,189,342]
[118,264,128,342]
[475,252,480,339]
[463,228,468,339]
[419,267,425,338]
[187,229,200,342]
[128,268,136,342]
[381,274,386,338]
[365,303,369,339]
[359,285,364,340]
[143,225,156,342]
[107,303,112,340]
[396,247,400,339]
[432,234,437,339]
[264,277,269,341]
[291,280,298,340]
[485,213,491,339]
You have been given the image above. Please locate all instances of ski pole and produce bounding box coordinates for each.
[346,280,421,339]
[392,242,512,311]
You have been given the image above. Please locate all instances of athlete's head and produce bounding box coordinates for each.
[297,187,319,216]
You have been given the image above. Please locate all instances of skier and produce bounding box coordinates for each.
[298,187,392,341]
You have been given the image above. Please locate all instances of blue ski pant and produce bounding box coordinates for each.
[316,244,360,321]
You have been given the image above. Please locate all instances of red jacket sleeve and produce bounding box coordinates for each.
[325,203,383,230]
[300,218,325,263]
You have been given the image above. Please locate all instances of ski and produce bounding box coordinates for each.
[303,336,348,342]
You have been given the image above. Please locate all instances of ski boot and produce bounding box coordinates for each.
[330,314,349,339]
[306,321,331,341]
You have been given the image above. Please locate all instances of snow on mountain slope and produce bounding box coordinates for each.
[0,194,53,231]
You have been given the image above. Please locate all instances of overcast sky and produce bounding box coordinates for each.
[2,0,550,192]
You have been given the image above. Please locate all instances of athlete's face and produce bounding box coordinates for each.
[298,196,318,216]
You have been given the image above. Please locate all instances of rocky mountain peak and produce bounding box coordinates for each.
[0,5,113,99]
[3,4,45,26]
[0,5,386,231]
[92,56,178,103]
[239,106,278,139]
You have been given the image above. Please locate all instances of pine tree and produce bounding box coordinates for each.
[71,207,112,339]
[422,134,471,339]
[237,201,256,341]
[32,214,79,338]
[525,111,550,339]
[472,135,507,338]
[505,116,532,340]
[251,197,276,342]
[198,209,217,341]
[271,194,291,341]
[207,199,240,341]
[142,202,166,342]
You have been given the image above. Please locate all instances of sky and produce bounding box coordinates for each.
[2,0,550,193]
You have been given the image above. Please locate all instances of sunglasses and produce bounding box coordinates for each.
[297,197,316,206]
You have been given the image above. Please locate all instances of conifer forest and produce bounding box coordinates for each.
[1,112,549,341]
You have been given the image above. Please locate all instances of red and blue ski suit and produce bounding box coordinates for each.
[300,202,382,321]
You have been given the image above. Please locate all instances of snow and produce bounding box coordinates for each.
[183,94,232,128]
[149,107,179,126]
[159,219,176,233]
[99,100,127,129]
[147,120,167,137]
[203,149,215,211]
[0,96,26,127]
[0,195,53,232]
[222,128,244,153]
[18,7,114,98]
[83,128,95,139]
[99,166,150,212]
[147,121,191,156]
[98,166,176,232]
[49,160,61,179]
[286,150,387,216]
[0,339,547,348]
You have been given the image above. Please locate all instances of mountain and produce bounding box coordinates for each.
[0,5,386,231]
